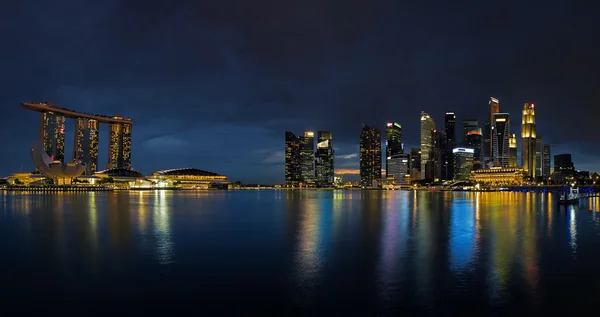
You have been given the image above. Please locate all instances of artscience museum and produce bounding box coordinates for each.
[31,140,86,184]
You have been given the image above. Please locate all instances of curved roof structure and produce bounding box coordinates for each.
[154,168,221,176]
[95,168,143,177]
[21,102,133,124]
[31,141,86,179]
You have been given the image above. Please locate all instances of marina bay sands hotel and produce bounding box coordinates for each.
[21,102,133,174]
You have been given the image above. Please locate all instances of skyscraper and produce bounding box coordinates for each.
[40,112,66,162]
[484,97,500,168]
[300,131,315,185]
[385,122,403,177]
[543,144,551,178]
[509,133,517,167]
[535,137,543,178]
[360,125,382,188]
[434,130,447,180]
[492,113,510,167]
[462,119,478,145]
[73,118,99,173]
[107,123,132,170]
[285,131,301,186]
[452,147,474,180]
[420,112,435,179]
[410,148,421,181]
[553,154,575,183]
[482,121,491,168]
[315,131,334,187]
[387,154,410,184]
[521,103,537,177]
[445,112,456,180]
[465,128,482,170]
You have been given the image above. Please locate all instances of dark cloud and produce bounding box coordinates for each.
[1,0,600,182]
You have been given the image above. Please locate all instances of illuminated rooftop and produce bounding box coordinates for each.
[154,168,222,177]
[21,102,133,124]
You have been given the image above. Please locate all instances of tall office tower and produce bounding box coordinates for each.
[482,121,491,168]
[509,133,517,167]
[445,112,456,180]
[521,103,537,177]
[465,128,482,170]
[420,112,435,179]
[39,112,66,161]
[542,144,551,178]
[483,97,500,168]
[433,130,448,180]
[299,131,315,185]
[553,154,575,183]
[315,131,334,187]
[535,137,543,178]
[410,148,421,181]
[387,154,410,184]
[360,125,382,188]
[284,131,302,186]
[492,113,510,167]
[462,119,478,145]
[452,147,474,180]
[385,122,403,177]
[107,123,132,170]
[73,118,99,173]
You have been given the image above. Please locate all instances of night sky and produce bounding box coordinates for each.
[2,1,599,183]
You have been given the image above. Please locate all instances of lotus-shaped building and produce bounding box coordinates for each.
[31,140,86,182]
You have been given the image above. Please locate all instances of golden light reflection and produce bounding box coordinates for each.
[153,190,173,265]
[295,200,322,287]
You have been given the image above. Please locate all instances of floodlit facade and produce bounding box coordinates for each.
[420,112,435,179]
[509,133,517,167]
[453,147,474,180]
[73,118,99,173]
[521,103,537,177]
[471,167,526,186]
[492,113,510,167]
[315,131,334,187]
[360,125,382,188]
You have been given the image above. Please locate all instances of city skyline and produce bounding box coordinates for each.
[2,1,600,184]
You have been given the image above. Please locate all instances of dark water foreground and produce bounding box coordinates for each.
[1,190,600,315]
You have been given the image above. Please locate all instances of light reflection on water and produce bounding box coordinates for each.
[2,190,600,314]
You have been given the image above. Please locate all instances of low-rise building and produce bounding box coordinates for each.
[471,167,526,186]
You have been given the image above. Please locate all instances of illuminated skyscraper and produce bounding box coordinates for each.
[462,119,478,145]
[521,103,537,177]
[73,118,99,173]
[387,154,410,183]
[420,111,435,179]
[300,131,315,185]
[452,147,474,180]
[385,122,402,177]
[445,113,457,147]
[509,133,517,167]
[107,122,132,170]
[285,131,301,186]
[360,125,382,188]
[543,144,551,178]
[433,130,447,180]
[39,112,66,162]
[465,128,482,170]
[315,131,334,187]
[484,97,499,168]
[492,113,510,167]
[535,137,543,178]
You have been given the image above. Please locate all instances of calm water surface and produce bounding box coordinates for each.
[2,190,600,315]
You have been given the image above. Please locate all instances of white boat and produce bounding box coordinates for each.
[559,187,581,204]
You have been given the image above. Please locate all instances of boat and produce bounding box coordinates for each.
[559,186,581,204]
